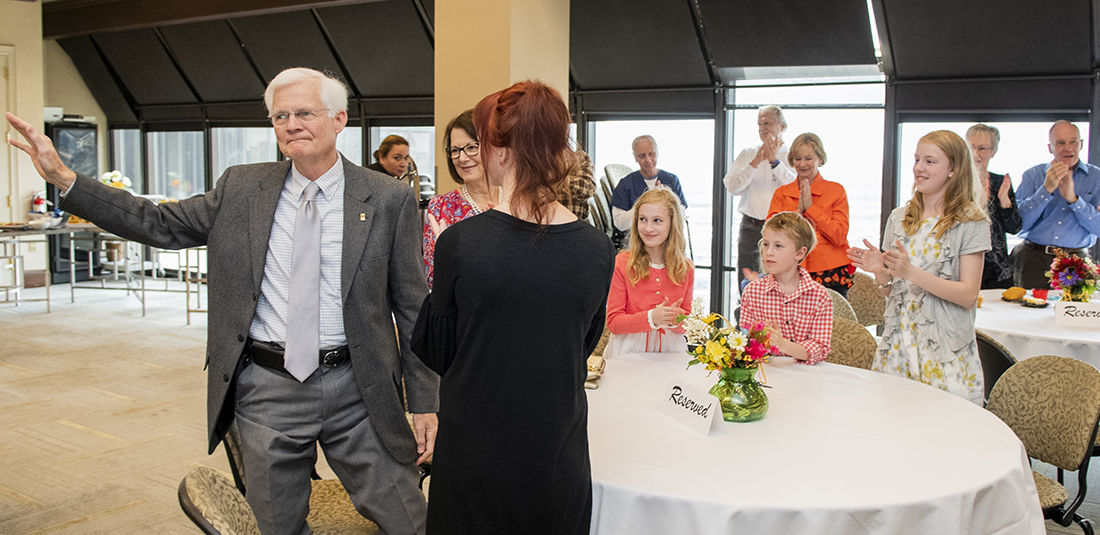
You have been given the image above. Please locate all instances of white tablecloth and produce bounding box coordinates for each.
[976,288,1100,368]
[586,353,1044,535]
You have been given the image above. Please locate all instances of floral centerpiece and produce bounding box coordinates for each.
[679,298,778,422]
[99,170,134,192]
[1046,249,1099,302]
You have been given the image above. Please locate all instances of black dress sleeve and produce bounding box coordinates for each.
[582,239,617,356]
[411,227,460,375]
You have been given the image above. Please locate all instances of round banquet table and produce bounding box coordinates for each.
[586,353,1044,535]
[976,288,1100,368]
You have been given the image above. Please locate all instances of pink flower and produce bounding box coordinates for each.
[746,339,768,360]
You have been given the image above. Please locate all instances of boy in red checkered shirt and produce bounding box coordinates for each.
[739,212,833,364]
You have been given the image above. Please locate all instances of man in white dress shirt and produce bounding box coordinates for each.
[723,105,796,291]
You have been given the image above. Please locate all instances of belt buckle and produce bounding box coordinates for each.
[1046,245,1058,255]
[321,349,342,367]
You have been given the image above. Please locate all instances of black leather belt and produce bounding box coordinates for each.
[246,338,350,372]
[743,215,765,228]
[1023,240,1089,256]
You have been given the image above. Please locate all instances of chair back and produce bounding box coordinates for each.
[604,163,632,186]
[986,355,1100,471]
[827,288,858,322]
[826,318,876,370]
[178,466,260,535]
[975,329,1018,404]
[222,420,247,495]
[848,272,885,326]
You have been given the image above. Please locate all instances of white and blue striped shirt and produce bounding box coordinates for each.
[249,158,346,349]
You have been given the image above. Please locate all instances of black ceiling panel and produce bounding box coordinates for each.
[230,10,344,86]
[883,0,1091,79]
[92,29,198,105]
[56,37,138,124]
[570,0,710,90]
[158,20,267,103]
[317,1,434,97]
[698,0,875,68]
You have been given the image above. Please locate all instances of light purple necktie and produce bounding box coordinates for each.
[284,181,321,382]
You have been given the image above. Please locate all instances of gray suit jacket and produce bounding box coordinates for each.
[60,157,439,464]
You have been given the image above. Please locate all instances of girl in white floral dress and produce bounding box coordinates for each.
[848,130,991,405]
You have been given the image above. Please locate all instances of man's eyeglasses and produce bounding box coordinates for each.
[270,109,330,126]
[447,143,480,159]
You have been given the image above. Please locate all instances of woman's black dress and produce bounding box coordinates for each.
[412,210,615,535]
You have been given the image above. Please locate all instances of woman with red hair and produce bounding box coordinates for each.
[412,81,614,534]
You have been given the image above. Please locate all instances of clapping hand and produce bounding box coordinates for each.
[1058,171,1078,203]
[1045,161,1069,193]
[653,297,684,328]
[742,268,760,282]
[881,239,915,280]
[797,175,813,212]
[997,173,1013,208]
[761,134,780,163]
[427,213,450,239]
[847,239,885,275]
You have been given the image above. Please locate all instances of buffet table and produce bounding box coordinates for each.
[586,353,1044,535]
[976,288,1100,368]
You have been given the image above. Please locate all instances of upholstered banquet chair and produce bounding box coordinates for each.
[179,466,260,535]
[826,318,876,370]
[603,163,632,186]
[848,272,885,328]
[221,421,381,535]
[985,355,1100,535]
[974,329,1018,405]
[827,288,858,322]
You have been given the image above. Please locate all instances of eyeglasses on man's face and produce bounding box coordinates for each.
[270,108,330,126]
[447,142,480,159]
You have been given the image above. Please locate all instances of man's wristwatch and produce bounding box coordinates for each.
[769,160,780,169]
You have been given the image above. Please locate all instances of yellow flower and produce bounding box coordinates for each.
[705,340,726,360]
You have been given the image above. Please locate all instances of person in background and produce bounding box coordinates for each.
[604,189,694,359]
[368,134,411,179]
[558,148,597,220]
[849,130,989,405]
[766,133,852,297]
[1013,120,1100,288]
[609,135,688,232]
[423,110,499,288]
[6,67,437,535]
[966,124,1021,289]
[739,212,832,365]
[411,80,614,535]
[724,105,797,292]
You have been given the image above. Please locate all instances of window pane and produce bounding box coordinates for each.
[729,107,884,279]
[369,126,435,182]
[148,131,204,200]
[732,83,885,106]
[337,126,362,166]
[111,129,143,194]
[211,127,277,182]
[590,119,715,308]
[896,121,1089,250]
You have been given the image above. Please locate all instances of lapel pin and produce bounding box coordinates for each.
[360,213,366,221]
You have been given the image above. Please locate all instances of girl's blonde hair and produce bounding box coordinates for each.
[904,130,988,238]
[760,212,817,271]
[627,189,690,285]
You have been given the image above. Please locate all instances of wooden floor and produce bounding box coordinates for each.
[0,282,1097,534]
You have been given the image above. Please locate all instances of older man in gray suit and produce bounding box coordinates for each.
[6,68,437,535]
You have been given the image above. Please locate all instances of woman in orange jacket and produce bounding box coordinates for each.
[768,132,852,297]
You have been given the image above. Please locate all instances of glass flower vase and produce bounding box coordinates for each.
[709,367,768,422]
[1063,286,1096,303]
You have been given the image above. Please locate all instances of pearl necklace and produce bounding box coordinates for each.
[460,184,502,214]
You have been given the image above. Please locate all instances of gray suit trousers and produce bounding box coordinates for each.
[235,360,427,535]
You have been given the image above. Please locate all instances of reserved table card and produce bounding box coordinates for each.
[660,378,718,436]
[1055,300,1100,329]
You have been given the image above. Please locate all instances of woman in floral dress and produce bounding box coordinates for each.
[423,109,500,288]
[848,130,990,404]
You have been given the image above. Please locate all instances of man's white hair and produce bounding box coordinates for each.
[264,68,349,117]
[632,134,658,154]
[758,105,787,128]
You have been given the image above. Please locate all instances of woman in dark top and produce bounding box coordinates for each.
[412,81,615,535]
[367,134,410,178]
[966,124,1022,288]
